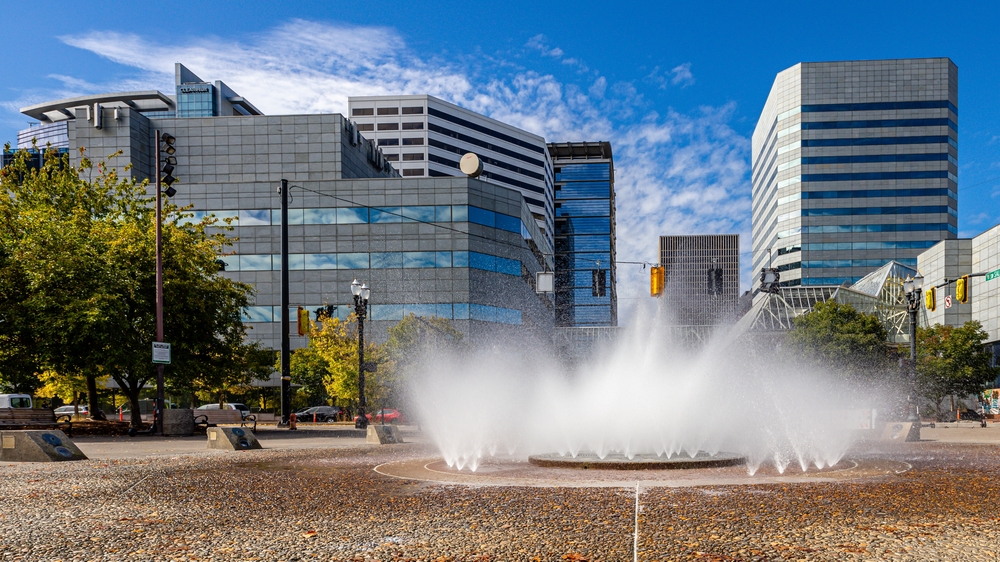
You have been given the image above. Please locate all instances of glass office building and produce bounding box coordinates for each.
[549,142,617,327]
[752,58,958,291]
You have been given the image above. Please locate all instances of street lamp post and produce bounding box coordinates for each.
[351,279,371,430]
[902,273,924,442]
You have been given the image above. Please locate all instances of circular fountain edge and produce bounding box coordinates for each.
[527,451,746,470]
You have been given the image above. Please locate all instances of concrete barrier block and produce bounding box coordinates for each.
[207,427,261,450]
[367,424,403,444]
[163,409,194,436]
[0,430,87,462]
[881,422,914,441]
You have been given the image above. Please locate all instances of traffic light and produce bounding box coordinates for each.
[296,306,310,336]
[925,286,936,311]
[650,266,665,297]
[159,132,177,196]
[592,269,607,297]
[714,268,723,295]
[956,275,969,304]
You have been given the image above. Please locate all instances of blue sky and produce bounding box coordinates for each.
[2,0,999,309]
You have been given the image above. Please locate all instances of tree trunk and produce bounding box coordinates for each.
[85,374,107,421]
[125,387,144,428]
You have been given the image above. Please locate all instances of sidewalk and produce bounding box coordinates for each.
[3,424,423,461]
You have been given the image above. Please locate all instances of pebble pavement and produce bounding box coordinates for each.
[0,437,999,560]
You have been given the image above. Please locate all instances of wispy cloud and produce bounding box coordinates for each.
[670,63,695,87]
[32,20,751,320]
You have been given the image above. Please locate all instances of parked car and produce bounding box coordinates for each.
[0,394,32,409]
[196,403,251,419]
[53,405,103,416]
[354,408,405,424]
[936,409,984,422]
[294,406,342,422]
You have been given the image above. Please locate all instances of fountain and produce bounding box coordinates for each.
[407,304,866,477]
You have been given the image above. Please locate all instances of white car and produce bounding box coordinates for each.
[196,403,251,419]
[53,405,97,416]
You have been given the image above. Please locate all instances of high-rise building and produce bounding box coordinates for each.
[751,58,958,291]
[548,142,617,327]
[8,65,556,349]
[658,234,740,326]
[347,95,555,249]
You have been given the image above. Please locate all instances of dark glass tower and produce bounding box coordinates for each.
[549,142,617,327]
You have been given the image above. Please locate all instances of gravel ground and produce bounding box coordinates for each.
[1,440,999,561]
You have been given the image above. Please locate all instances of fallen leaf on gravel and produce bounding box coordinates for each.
[301,530,317,538]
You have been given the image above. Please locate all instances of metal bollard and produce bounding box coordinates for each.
[289,412,297,430]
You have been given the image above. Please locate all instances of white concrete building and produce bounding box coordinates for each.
[348,95,554,248]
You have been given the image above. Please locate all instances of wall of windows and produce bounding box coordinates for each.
[801,135,957,148]
[801,118,957,131]
[242,302,522,325]
[220,250,522,276]
[552,155,615,327]
[802,223,957,234]
[176,84,216,118]
[182,204,533,238]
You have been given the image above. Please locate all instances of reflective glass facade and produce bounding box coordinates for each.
[549,142,617,327]
[752,59,958,291]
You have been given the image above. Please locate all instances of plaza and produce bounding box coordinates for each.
[2,426,1000,560]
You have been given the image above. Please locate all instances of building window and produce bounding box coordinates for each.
[402,168,424,176]
[383,154,399,161]
[377,123,399,131]
[356,123,374,131]
[402,153,424,161]
[352,108,374,116]
[402,106,424,115]
[377,107,399,115]
[378,138,399,146]
[402,122,424,130]
[402,137,424,146]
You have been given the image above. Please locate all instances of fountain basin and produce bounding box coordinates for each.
[528,451,746,470]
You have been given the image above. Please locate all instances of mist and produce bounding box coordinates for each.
[409,302,882,475]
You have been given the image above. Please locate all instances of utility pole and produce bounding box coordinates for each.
[279,179,291,428]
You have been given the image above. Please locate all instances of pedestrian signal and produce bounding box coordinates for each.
[956,275,969,304]
[925,286,936,311]
[296,306,310,336]
[650,266,665,297]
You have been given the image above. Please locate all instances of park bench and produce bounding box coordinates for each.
[0,409,73,436]
[193,409,257,432]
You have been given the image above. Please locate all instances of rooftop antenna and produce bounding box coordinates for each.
[460,152,484,178]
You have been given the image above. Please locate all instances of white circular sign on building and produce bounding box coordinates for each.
[459,153,484,178]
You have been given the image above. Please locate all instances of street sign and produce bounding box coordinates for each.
[945,295,953,309]
[152,342,171,364]
[986,268,1000,282]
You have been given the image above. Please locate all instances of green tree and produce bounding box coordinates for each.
[786,300,891,382]
[381,314,464,411]
[916,321,999,414]
[0,146,271,425]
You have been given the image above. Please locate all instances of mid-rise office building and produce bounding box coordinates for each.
[347,95,555,250]
[10,65,555,349]
[752,58,958,291]
[548,141,617,327]
[16,63,260,150]
[658,234,740,326]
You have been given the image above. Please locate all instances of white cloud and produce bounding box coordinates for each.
[671,63,695,87]
[39,20,751,322]
[525,34,564,58]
